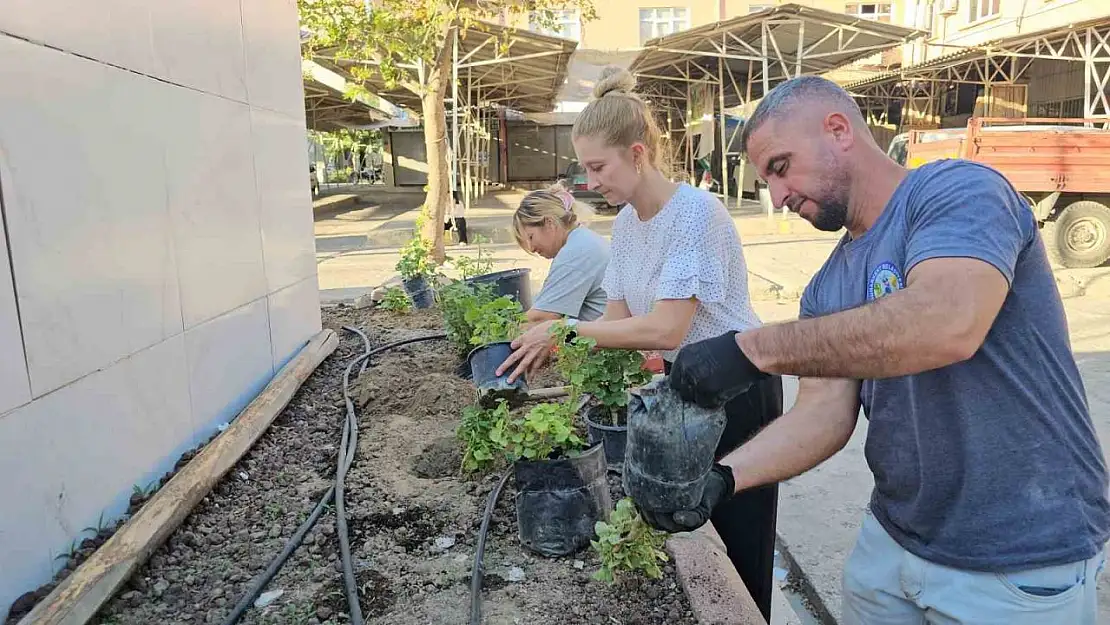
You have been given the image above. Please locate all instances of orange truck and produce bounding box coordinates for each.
[886,117,1110,268]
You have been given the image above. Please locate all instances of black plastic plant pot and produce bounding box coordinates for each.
[515,443,613,557]
[466,341,527,407]
[465,268,534,311]
[622,380,728,512]
[581,402,627,473]
[401,276,435,309]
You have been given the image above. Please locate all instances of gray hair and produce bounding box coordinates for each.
[739,75,865,154]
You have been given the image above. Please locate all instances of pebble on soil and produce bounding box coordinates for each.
[9,305,698,625]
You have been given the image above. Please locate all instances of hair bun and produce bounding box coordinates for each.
[592,67,636,100]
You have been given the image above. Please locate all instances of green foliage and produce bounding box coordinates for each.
[466,296,525,346]
[438,280,497,354]
[591,498,670,584]
[489,400,585,462]
[396,235,437,281]
[377,286,413,313]
[458,400,509,473]
[450,234,495,280]
[551,323,652,424]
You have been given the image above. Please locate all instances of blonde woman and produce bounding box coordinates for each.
[496,67,782,620]
[513,187,609,324]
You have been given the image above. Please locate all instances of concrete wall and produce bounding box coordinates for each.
[0,1,320,619]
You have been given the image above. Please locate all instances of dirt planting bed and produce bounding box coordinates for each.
[25,305,697,625]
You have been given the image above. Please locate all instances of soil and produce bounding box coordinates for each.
[16,304,696,625]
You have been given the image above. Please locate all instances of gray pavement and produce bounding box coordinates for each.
[314,188,1110,624]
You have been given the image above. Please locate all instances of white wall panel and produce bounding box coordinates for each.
[0,0,157,77]
[252,108,317,292]
[0,36,183,396]
[242,0,306,117]
[0,334,192,618]
[166,89,267,329]
[150,0,248,102]
[268,275,322,371]
[0,192,31,415]
[184,298,274,438]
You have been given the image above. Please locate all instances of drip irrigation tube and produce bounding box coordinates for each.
[220,328,446,625]
[469,470,513,625]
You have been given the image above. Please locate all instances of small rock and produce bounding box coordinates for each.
[253,589,283,608]
[507,567,525,582]
[208,533,224,545]
[392,507,404,515]
[238,471,249,481]
[354,293,376,309]
[122,590,143,606]
[433,536,456,552]
[153,580,170,597]
[184,575,196,586]
[268,524,282,539]
[251,531,266,541]
[320,524,335,536]
[315,533,328,546]
[316,606,333,620]
[572,560,584,570]
[646,585,660,599]
[211,588,224,599]
[667,608,680,621]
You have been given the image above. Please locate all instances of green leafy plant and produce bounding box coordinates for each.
[437,280,497,354]
[551,323,652,425]
[395,235,437,281]
[450,234,495,279]
[591,497,670,584]
[466,296,525,346]
[458,400,509,473]
[376,286,412,313]
[489,400,585,462]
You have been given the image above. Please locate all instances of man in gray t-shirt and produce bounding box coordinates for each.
[531,226,609,322]
[636,76,1109,624]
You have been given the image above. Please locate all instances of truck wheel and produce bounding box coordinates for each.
[1043,201,1110,269]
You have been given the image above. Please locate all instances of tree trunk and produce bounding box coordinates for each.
[420,64,451,262]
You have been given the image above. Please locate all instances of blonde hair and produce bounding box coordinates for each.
[512,185,595,253]
[572,67,668,174]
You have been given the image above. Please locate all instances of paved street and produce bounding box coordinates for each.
[315,186,1110,624]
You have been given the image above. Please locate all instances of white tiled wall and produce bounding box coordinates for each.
[0,2,318,619]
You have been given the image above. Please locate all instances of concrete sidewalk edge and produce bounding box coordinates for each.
[667,524,767,625]
[775,533,838,624]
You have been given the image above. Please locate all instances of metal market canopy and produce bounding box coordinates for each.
[310,21,577,117]
[303,60,413,131]
[631,3,925,108]
[843,15,1110,123]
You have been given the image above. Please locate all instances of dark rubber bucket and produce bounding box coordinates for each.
[582,403,627,473]
[465,268,533,311]
[402,276,435,309]
[515,443,612,557]
[466,341,527,408]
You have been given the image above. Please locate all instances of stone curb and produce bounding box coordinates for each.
[667,524,767,625]
[312,193,359,214]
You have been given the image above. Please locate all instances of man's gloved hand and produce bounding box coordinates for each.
[669,331,767,409]
[638,464,736,533]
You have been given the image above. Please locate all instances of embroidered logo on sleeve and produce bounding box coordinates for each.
[868,262,904,301]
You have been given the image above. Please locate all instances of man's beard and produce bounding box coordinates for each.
[810,200,848,232]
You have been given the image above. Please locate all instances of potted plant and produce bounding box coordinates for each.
[456,235,533,310]
[395,235,437,308]
[457,399,509,474]
[465,295,528,406]
[552,323,652,470]
[375,286,412,313]
[437,279,497,377]
[488,399,611,557]
[591,497,669,583]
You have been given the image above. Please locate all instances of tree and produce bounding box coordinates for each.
[299,0,595,261]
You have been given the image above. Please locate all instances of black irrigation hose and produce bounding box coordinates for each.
[220,328,445,625]
[469,470,514,625]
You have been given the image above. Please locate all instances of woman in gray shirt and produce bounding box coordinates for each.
[512,187,609,323]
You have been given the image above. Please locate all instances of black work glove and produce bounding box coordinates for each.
[669,331,767,409]
[638,464,736,533]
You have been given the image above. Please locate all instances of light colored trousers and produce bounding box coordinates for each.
[842,510,1105,625]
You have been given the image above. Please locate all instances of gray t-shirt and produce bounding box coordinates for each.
[533,226,609,321]
[801,159,1110,571]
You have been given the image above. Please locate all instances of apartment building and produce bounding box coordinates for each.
[514,0,897,51]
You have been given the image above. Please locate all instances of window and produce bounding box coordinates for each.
[749,4,774,12]
[967,0,1000,22]
[529,9,581,41]
[639,7,690,44]
[844,3,893,23]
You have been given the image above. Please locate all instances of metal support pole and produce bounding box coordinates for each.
[451,31,460,194]
[718,53,729,204]
[465,66,473,213]
[796,20,805,77]
[686,65,694,185]
[761,22,770,96]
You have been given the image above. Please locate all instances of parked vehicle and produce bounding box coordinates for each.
[887,117,1110,268]
[556,161,619,213]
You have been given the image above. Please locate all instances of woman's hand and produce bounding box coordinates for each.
[496,319,558,383]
